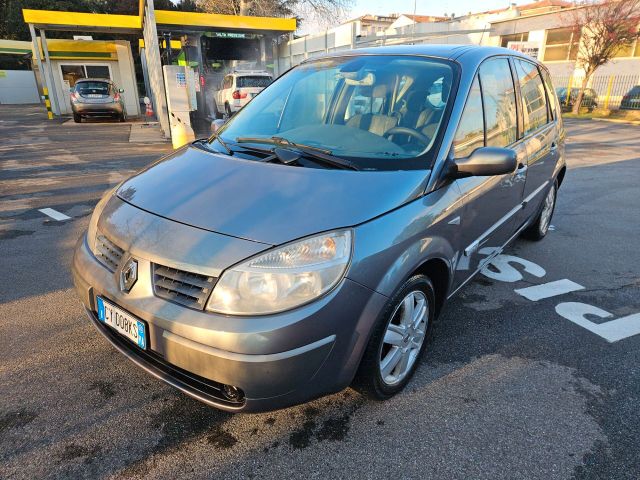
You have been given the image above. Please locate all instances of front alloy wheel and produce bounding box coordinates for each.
[379,290,428,386]
[355,275,436,399]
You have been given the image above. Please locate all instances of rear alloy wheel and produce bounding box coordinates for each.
[355,275,436,399]
[523,179,558,241]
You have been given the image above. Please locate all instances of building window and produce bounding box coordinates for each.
[500,33,529,48]
[543,27,580,61]
[613,28,640,57]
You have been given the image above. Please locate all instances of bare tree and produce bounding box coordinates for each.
[568,0,640,113]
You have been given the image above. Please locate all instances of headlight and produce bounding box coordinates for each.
[86,186,118,254]
[206,230,352,315]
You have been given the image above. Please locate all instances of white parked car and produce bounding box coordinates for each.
[213,71,272,118]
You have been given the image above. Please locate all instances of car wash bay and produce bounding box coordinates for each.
[22,3,295,142]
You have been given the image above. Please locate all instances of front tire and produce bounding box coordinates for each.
[354,275,436,399]
[73,113,81,123]
[522,179,558,241]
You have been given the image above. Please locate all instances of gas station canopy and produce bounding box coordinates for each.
[22,9,296,34]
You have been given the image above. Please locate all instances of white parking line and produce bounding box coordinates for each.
[556,302,640,343]
[480,253,546,283]
[38,208,71,221]
[514,279,585,301]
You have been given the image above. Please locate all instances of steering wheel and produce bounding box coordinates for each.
[384,127,431,146]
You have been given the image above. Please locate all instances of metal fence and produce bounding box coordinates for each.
[550,74,640,111]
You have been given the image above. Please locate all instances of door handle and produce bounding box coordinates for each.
[550,142,558,152]
[516,162,528,173]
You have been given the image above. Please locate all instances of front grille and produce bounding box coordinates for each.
[95,234,125,272]
[153,264,216,310]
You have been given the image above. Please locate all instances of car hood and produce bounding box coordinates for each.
[117,146,430,245]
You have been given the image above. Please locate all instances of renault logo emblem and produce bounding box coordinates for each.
[119,258,138,293]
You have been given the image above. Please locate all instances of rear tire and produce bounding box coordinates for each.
[522,179,558,241]
[353,275,437,400]
[73,114,81,123]
[119,113,126,122]
[225,103,232,118]
[212,102,222,120]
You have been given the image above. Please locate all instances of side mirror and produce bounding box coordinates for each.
[118,88,124,93]
[211,118,226,133]
[448,147,517,178]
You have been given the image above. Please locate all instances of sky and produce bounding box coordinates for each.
[348,0,519,19]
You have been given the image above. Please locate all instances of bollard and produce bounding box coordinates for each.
[43,87,53,119]
[604,75,614,110]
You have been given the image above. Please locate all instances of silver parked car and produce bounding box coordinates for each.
[73,45,565,412]
[70,78,126,123]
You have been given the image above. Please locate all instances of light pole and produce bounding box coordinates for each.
[412,0,417,40]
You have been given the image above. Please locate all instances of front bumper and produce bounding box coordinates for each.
[73,234,387,412]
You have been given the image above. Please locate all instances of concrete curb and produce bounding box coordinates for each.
[129,123,170,143]
[591,117,640,126]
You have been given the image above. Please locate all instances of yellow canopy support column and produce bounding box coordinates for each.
[28,24,51,118]
[39,29,61,116]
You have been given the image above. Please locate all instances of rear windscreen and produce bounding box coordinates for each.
[237,76,272,88]
[76,82,110,95]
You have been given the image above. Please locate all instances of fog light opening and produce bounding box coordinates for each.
[222,384,244,402]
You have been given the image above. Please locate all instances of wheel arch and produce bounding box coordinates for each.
[410,257,450,317]
[556,165,567,188]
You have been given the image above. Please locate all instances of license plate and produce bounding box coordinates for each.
[96,297,146,349]
[87,94,104,98]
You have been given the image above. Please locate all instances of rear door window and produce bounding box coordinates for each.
[514,59,548,135]
[540,68,559,121]
[479,58,518,147]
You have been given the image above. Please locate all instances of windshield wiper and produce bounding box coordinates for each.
[206,134,232,156]
[235,136,360,171]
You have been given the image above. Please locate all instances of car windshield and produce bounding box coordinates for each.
[213,55,455,171]
[76,82,110,95]
[237,76,272,88]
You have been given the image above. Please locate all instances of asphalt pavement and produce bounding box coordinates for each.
[1,105,639,479]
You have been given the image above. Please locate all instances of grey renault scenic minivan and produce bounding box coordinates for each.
[73,45,565,412]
